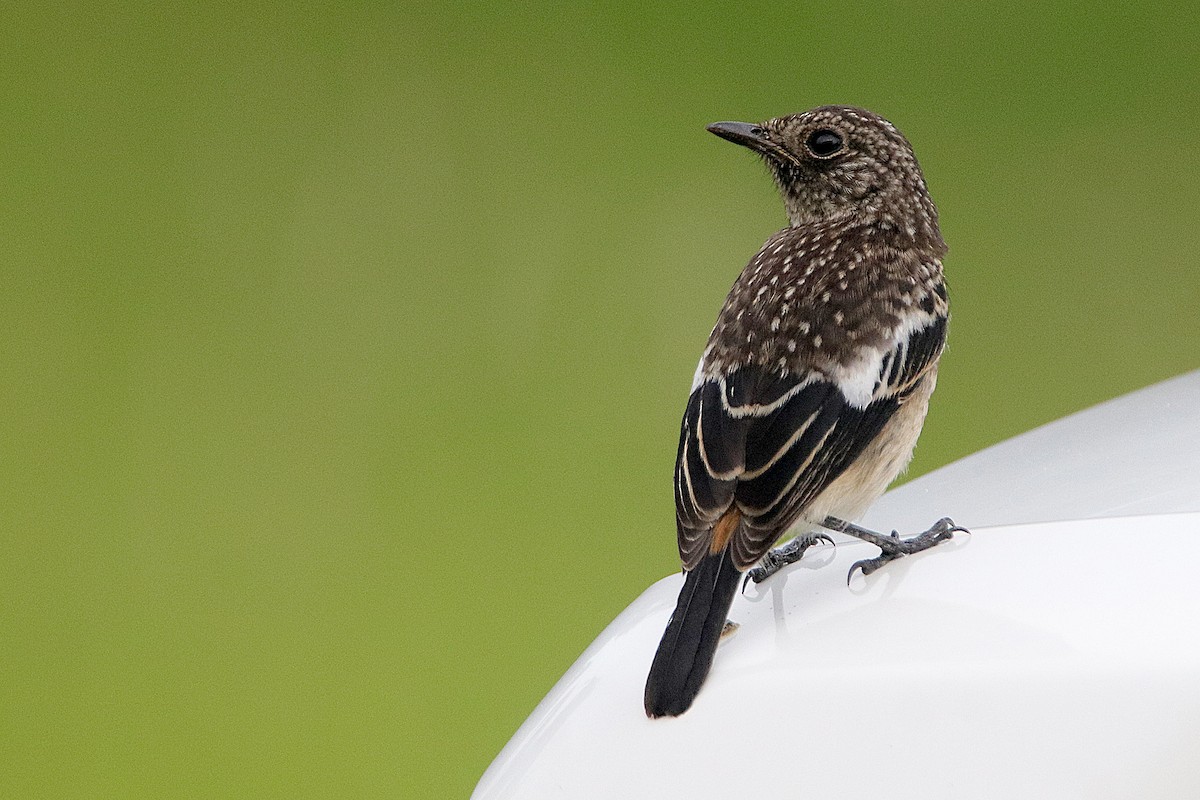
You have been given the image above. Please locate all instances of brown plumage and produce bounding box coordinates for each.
[646,106,952,718]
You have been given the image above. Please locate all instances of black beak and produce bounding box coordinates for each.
[706,121,772,151]
[706,121,797,168]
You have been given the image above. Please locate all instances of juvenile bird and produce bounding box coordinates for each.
[644,106,963,718]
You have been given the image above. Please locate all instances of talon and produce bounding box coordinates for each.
[935,518,969,535]
[825,514,963,584]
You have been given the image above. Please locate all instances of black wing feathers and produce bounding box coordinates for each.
[723,368,797,411]
[697,380,748,478]
[675,317,947,571]
[749,396,898,539]
[878,315,947,397]
[738,384,840,510]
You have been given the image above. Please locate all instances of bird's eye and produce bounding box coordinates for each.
[806,129,844,158]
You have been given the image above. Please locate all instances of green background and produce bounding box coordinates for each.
[4,2,1197,797]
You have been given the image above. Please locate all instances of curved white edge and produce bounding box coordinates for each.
[475,513,1200,799]
[863,369,1200,533]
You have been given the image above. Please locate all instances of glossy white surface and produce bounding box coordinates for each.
[863,369,1200,533]
[474,372,1200,799]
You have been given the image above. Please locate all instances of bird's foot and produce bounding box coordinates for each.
[744,534,835,588]
[820,516,966,583]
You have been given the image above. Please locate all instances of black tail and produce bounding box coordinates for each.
[644,549,742,717]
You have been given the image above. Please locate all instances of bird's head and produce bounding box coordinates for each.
[708,105,939,239]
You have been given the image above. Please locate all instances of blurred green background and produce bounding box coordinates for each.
[3,2,1197,797]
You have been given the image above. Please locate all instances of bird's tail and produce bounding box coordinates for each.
[644,548,742,718]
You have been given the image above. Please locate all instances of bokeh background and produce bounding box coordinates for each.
[4,2,1197,797]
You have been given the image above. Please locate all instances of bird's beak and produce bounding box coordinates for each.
[706,121,797,166]
[706,121,770,149]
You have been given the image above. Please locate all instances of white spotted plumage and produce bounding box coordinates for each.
[646,105,951,719]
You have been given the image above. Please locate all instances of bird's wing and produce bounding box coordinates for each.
[674,315,946,571]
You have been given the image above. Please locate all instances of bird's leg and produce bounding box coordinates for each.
[822,516,966,583]
[745,533,836,587]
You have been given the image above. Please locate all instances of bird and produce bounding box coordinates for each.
[643,106,964,719]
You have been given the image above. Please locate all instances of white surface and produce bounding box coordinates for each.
[474,372,1200,799]
[863,369,1200,533]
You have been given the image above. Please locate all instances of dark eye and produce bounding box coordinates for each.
[806,129,844,158]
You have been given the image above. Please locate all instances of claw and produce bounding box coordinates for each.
[745,534,836,586]
[744,559,772,588]
[933,518,970,537]
[832,515,966,583]
[846,557,885,584]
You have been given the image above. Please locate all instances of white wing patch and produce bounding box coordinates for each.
[829,348,887,409]
[834,310,942,409]
[689,348,711,393]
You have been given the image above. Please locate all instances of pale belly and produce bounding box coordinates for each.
[796,369,938,533]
